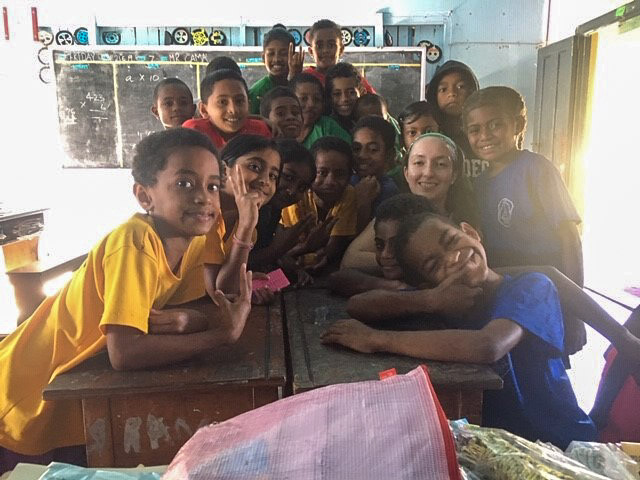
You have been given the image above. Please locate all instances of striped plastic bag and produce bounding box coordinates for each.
[164,366,460,480]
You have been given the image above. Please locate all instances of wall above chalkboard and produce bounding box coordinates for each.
[52,46,427,168]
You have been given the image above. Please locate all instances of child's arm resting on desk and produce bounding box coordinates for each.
[105,265,252,371]
[346,269,482,322]
[321,317,523,364]
[328,268,407,297]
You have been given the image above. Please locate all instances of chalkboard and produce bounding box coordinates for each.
[52,47,426,168]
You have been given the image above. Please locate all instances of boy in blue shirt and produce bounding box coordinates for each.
[322,211,596,448]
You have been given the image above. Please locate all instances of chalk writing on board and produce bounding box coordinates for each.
[53,47,425,168]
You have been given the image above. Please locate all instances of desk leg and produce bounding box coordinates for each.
[82,398,115,467]
[436,389,484,425]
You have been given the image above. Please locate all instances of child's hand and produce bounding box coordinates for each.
[321,319,381,353]
[229,165,261,233]
[354,176,381,206]
[287,42,305,80]
[210,263,253,343]
[252,286,276,305]
[302,215,339,253]
[148,308,207,334]
[424,267,483,318]
[272,214,315,253]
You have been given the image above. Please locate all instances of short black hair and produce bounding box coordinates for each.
[354,93,387,116]
[353,115,397,155]
[205,56,242,76]
[310,136,354,172]
[375,193,435,228]
[276,138,315,173]
[289,72,324,96]
[153,78,193,103]
[398,101,441,131]
[259,86,300,118]
[325,62,361,106]
[263,28,294,48]
[220,134,280,168]
[200,69,248,103]
[394,211,458,286]
[132,128,220,186]
[309,19,341,42]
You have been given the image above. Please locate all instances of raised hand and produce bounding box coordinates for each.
[271,214,315,254]
[287,42,305,80]
[210,263,253,343]
[354,176,381,206]
[302,215,340,253]
[229,165,261,234]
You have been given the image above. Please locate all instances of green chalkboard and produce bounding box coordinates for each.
[52,47,426,168]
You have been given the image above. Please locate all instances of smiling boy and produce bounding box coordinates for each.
[248,28,296,114]
[322,211,596,448]
[303,19,376,93]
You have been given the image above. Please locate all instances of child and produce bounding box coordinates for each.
[290,73,351,148]
[259,86,303,139]
[281,136,357,272]
[183,69,271,149]
[250,139,316,285]
[330,193,434,297]
[351,115,400,232]
[464,86,583,287]
[0,129,251,471]
[387,101,442,191]
[205,55,242,76]
[353,94,404,172]
[325,62,362,132]
[203,134,281,303]
[304,19,375,93]
[426,60,486,177]
[248,28,297,114]
[151,78,195,129]
[322,211,597,449]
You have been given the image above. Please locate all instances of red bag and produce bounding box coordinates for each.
[164,365,460,479]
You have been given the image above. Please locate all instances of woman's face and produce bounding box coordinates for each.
[404,136,457,213]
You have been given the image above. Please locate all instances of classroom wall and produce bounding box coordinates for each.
[0,0,605,260]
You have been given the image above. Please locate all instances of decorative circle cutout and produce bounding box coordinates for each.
[288,29,302,46]
[172,27,190,45]
[74,27,89,45]
[341,28,353,46]
[210,30,227,46]
[55,30,74,45]
[102,31,121,45]
[352,28,370,47]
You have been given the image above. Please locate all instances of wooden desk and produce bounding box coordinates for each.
[284,289,503,425]
[43,303,286,468]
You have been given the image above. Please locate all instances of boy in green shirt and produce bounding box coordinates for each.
[249,28,304,114]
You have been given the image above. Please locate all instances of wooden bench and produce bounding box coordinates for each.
[43,302,287,468]
[284,288,503,425]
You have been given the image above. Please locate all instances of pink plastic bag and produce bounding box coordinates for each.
[164,366,460,479]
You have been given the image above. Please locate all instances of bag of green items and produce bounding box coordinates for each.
[566,441,640,480]
[451,422,610,480]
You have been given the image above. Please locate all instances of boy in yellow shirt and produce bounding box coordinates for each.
[281,136,356,271]
[0,128,252,470]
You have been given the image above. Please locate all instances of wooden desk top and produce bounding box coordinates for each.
[284,288,503,392]
[43,302,286,400]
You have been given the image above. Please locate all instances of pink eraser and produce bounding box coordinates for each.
[252,268,290,291]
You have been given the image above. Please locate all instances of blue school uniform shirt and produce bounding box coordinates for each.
[350,174,399,214]
[476,273,596,448]
[473,150,580,270]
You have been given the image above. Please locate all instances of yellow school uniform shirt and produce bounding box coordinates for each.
[280,185,357,236]
[0,213,210,455]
